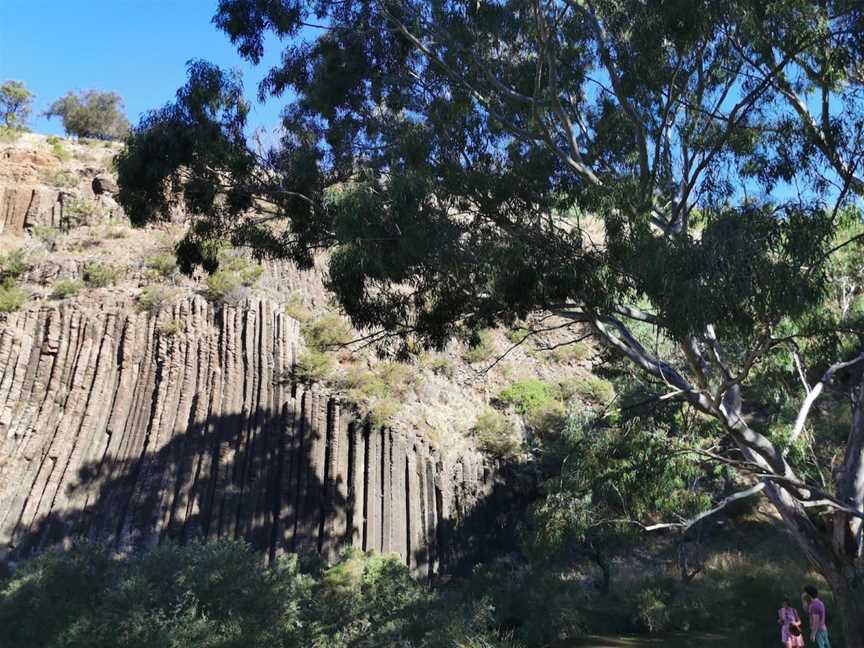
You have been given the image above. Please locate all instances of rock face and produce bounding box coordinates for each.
[0,185,64,234]
[0,295,490,574]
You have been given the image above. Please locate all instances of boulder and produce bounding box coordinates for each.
[91,175,119,195]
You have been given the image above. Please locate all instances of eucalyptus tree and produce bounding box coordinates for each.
[116,0,864,638]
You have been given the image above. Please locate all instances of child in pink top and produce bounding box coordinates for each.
[778,598,805,647]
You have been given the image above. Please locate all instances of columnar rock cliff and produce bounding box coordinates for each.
[0,295,491,574]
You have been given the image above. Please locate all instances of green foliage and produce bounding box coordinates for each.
[284,291,312,323]
[497,379,559,417]
[43,169,78,188]
[505,327,531,345]
[295,349,334,382]
[0,248,30,312]
[83,262,122,288]
[426,355,456,379]
[144,252,178,279]
[0,541,307,648]
[369,400,399,428]
[49,140,70,162]
[30,225,61,249]
[63,196,99,224]
[472,409,521,459]
[462,330,498,364]
[137,285,175,314]
[0,249,28,281]
[46,90,130,140]
[156,318,182,337]
[529,411,711,566]
[0,125,24,142]
[496,378,566,435]
[338,362,414,426]
[0,80,33,128]
[0,280,26,313]
[301,313,352,351]
[549,341,592,364]
[113,0,864,616]
[50,279,83,299]
[558,376,616,406]
[203,252,263,302]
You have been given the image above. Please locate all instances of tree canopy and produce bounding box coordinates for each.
[47,89,130,140]
[0,80,33,129]
[116,1,864,641]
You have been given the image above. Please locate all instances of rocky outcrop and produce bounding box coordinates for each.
[1,140,124,235]
[0,295,490,574]
[0,185,65,234]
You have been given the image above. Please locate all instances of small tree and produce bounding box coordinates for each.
[46,90,130,140]
[0,80,33,129]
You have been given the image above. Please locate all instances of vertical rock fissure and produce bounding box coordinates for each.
[405,457,411,566]
[362,423,371,551]
[317,399,334,554]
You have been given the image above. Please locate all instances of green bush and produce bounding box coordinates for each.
[156,318,182,337]
[558,376,615,405]
[0,280,26,313]
[145,252,178,279]
[341,367,390,404]
[634,587,671,633]
[49,140,70,162]
[295,349,334,382]
[0,248,28,280]
[0,541,306,648]
[463,329,498,363]
[0,125,24,142]
[302,313,352,351]
[204,253,264,302]
[138,285,174,314]
[50,279,83,299]
[369,400,399,427]
[473,409,521,458]
[43,169,78,188]
[551,341,591,363]
[285,292,312,322]
[505,326,532,345]
[497,379,559,417]
[31,225,61,248]
[427,355,456,378]
[205,269,243,302]
[83,262,122,287]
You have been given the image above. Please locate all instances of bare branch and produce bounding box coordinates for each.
[642,482,767,532]
[790,351,864,444]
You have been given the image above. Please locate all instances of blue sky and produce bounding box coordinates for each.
[0,0,284,136]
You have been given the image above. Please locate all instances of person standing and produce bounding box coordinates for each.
[802,586,830,648]
[778,598,805,647]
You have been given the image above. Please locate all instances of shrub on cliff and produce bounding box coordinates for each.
[83,262,123,288]
[0,281,26,313]
[138,285,175,314]
[45,90,130,140]
[204,252,264,303]
[472,409,521,459]
[462,329,498,364]
[50,279,83,300]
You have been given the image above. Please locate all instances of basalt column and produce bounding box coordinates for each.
[0,296,489,571]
